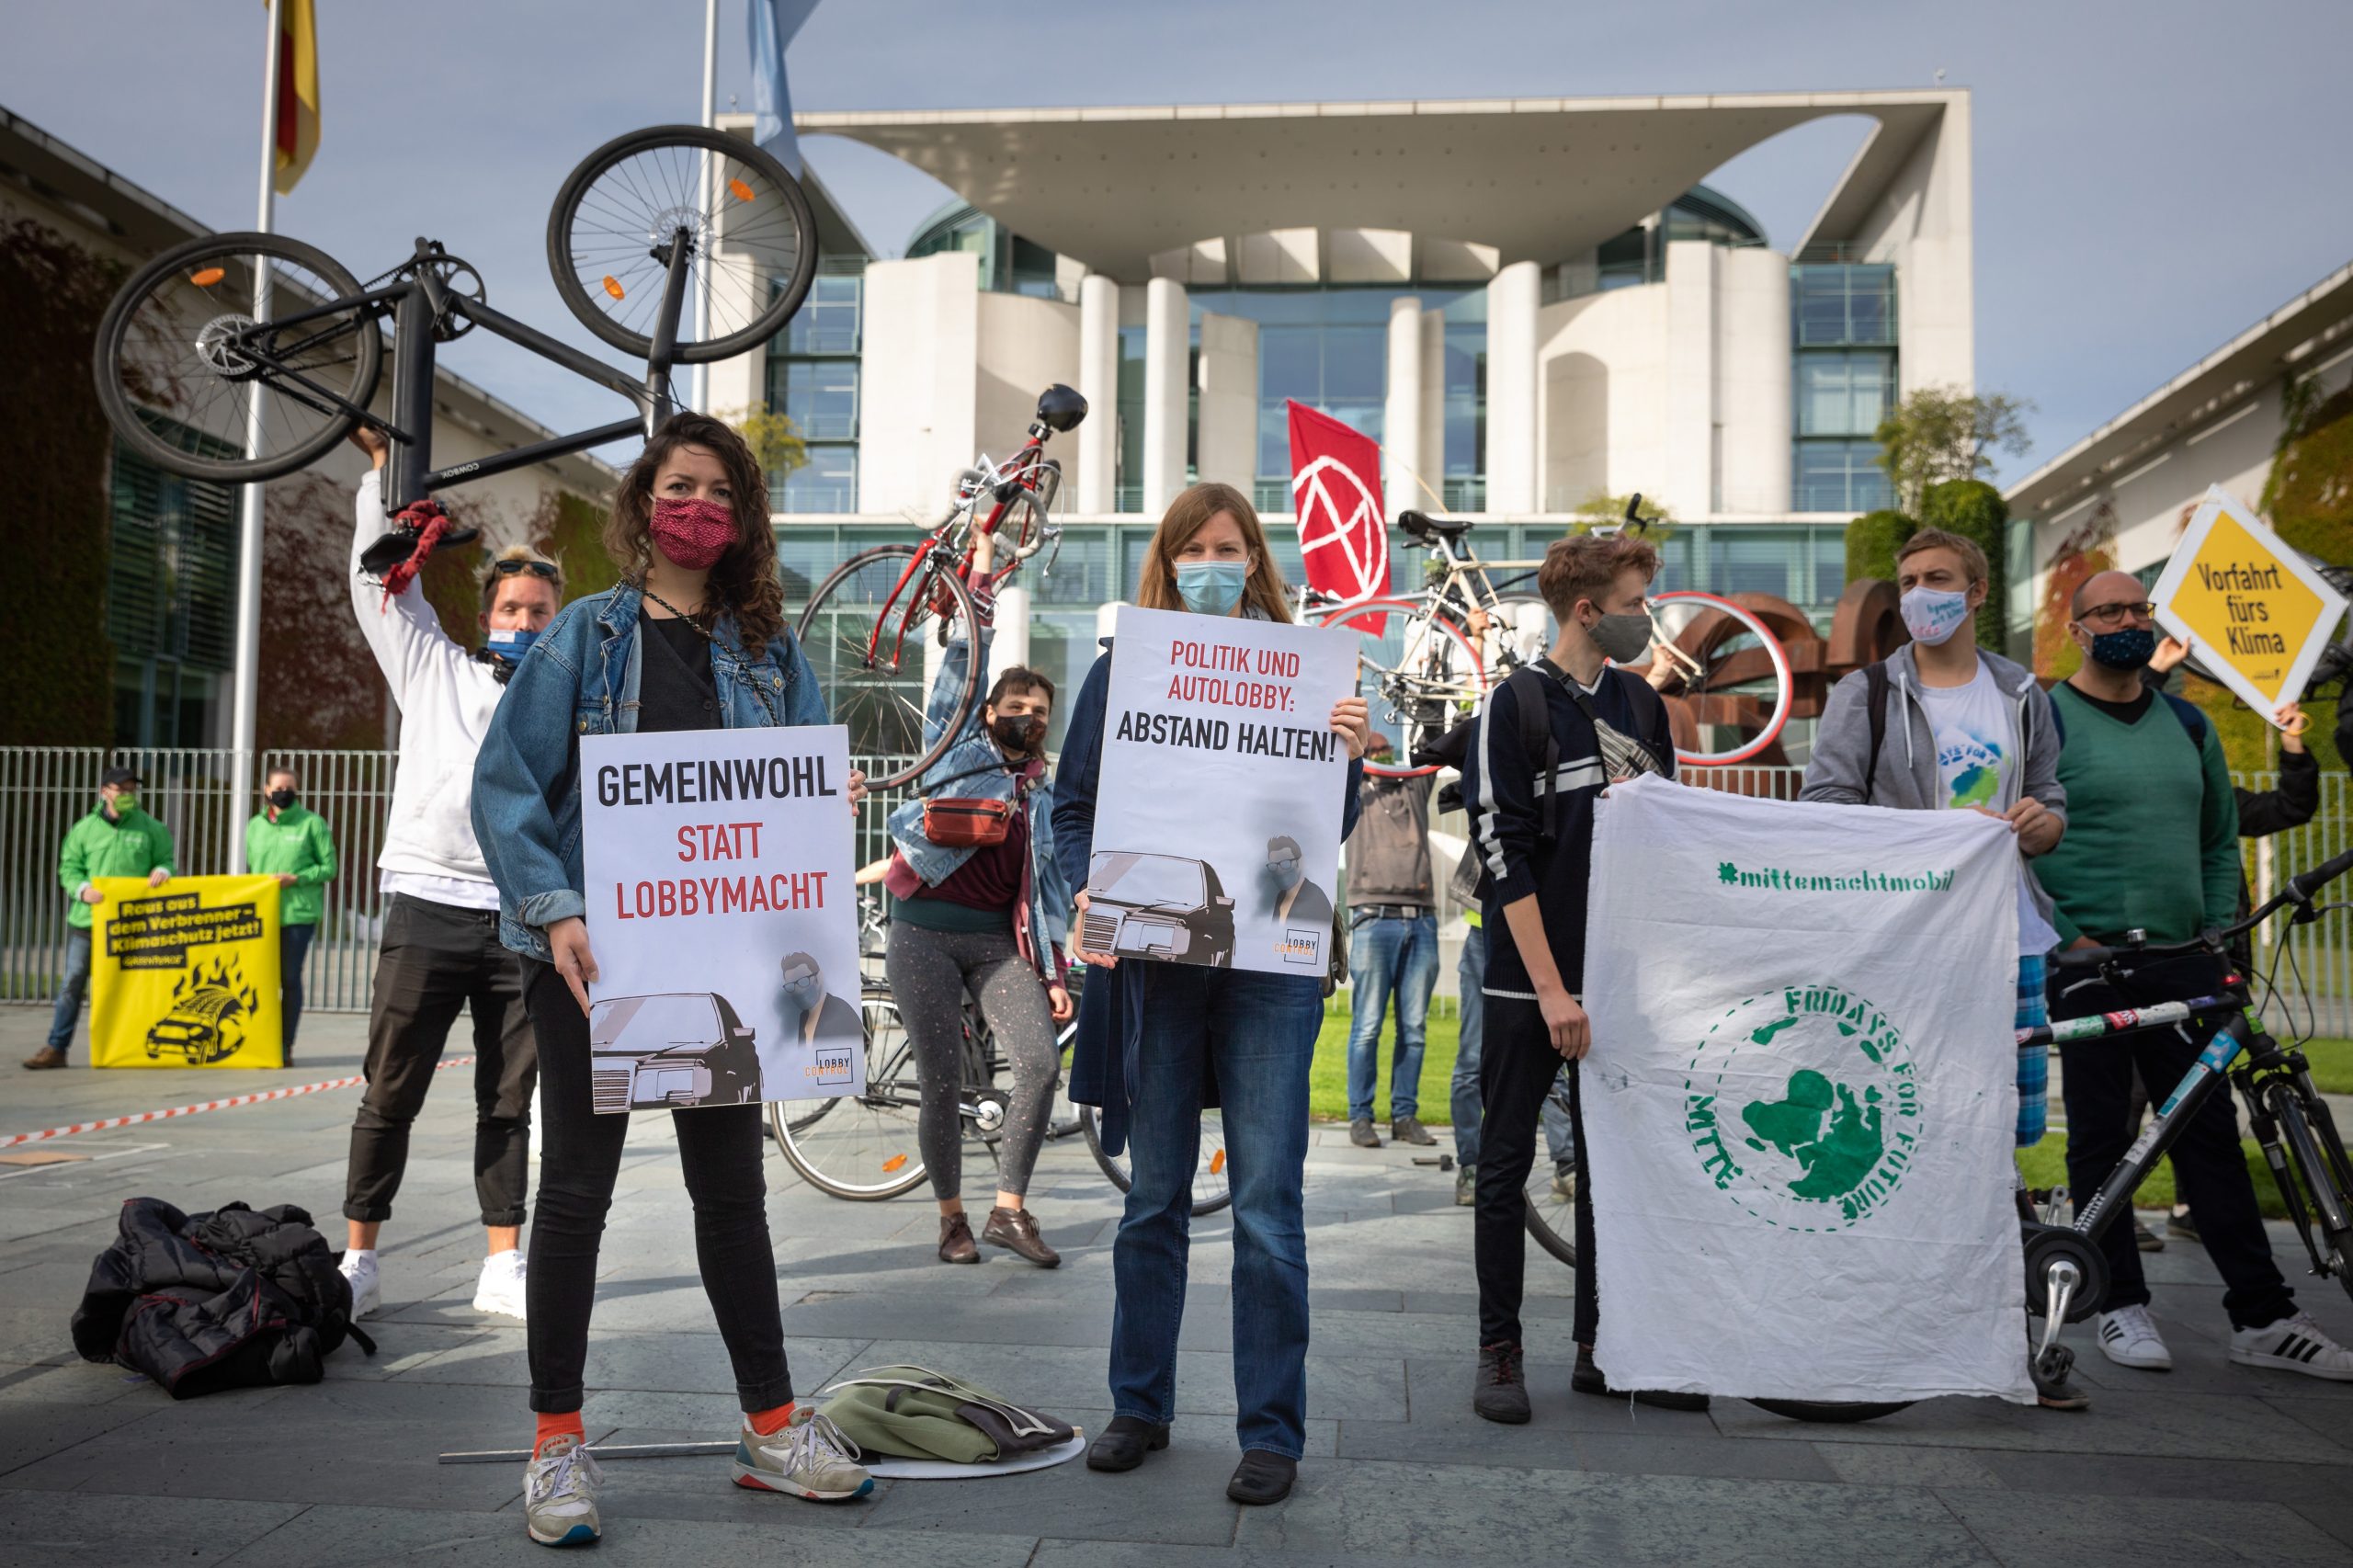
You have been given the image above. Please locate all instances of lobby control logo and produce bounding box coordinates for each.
[1682,985,1921,1231]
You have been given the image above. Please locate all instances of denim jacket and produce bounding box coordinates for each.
[471,583,828,962]
[886,610,1073,983]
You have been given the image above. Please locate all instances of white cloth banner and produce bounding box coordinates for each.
[578,725,862,1112]
[1583,774,2031,1403]
[1086,606,1355,976]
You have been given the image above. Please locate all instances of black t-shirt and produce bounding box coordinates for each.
[638,613,720,733]
[2067,682,2153,727]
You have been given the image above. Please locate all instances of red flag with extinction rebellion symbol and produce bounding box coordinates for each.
[1286,401,1390,635]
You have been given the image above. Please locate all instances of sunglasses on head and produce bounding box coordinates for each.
[492,559,560,581]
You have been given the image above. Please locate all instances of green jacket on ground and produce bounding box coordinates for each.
[244,804,337,926]
[2035,683,2240,948]
[58,807,176,930]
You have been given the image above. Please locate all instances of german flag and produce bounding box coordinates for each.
[269,0,320,195]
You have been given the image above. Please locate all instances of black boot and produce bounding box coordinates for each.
[1226,1449,1297,1505]
[1086,1415,1169,1472]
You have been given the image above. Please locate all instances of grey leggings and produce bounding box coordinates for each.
[884,921,1059,1203]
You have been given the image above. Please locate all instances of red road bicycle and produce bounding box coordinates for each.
[795,384,1088,788]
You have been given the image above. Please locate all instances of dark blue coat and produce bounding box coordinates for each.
[1051,638,1365,1154]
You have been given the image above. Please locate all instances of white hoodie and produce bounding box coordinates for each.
[347,470,506,908]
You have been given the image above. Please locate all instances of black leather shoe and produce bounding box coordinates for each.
[1086,1415,1169,1471]
[1226,1449,1297,1505]
[1574,1345,1710,1411]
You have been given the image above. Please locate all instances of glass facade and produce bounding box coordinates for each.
[109,436,234,747]
[907,204,1062,298]
[1790,264,1897,513]
[767,261,865,512]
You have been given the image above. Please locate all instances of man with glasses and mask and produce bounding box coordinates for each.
[335,427,563,1326]
[1262,835,1332,927]
[2037,570,2353,1382]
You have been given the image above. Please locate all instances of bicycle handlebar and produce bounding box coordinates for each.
[2050,845,2353,976]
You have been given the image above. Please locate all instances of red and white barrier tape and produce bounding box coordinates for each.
[0,1055,475,1150]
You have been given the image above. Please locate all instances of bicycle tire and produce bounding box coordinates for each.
[96,231,381,483]
[1080,1105,1233,1217]
[796,543,981,789]
[1745,1398,1916,1424]
[547,124,816,365]
[2267,1083,2353,1301]
[1310,597,1488,777]
[770,988,928,1199]
[1647,590,1794,767]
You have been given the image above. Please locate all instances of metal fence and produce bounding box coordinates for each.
[4,745,2347,1033]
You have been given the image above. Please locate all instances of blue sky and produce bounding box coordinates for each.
[9,0,2346,487]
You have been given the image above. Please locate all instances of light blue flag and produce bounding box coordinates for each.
[748,0,820,178]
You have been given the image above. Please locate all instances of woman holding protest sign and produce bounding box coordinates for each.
[1051,482,1371,1506]
[882,528,1077,1267]
[472,413,870,1548]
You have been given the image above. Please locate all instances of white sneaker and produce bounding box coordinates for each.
[733,1407,873,1501]
[2095,1304,2173,1370]
[524,1433,603,1547]
[340,1251,381,1320]
[2230,1311,2353,1381]
[473,1249,528,1321]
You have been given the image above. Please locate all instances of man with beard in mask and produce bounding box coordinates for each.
[335,427,562,1324]
[2037,569,2353,1383]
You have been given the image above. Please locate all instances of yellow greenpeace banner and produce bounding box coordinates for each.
[90,875,283,1069]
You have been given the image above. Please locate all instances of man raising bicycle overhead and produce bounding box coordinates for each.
[2035,570,2353,1382]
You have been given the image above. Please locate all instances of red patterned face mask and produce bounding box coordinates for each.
[649,495,736,571]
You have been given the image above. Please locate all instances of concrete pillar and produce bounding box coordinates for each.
[1483,260,1540,514]
[1383,297,1423,517]
[1195,311,1259,490]
[858,254,980,517]
[1715,247,1792,515]
[1142,278,1189,514]
[989,585,1032,683]
[1419,310,1446,508]
[1076,275,1120,513]
[1663,240,1719,517]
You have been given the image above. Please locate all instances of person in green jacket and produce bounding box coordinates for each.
[26,766,173,1069]
[246,766,337,1062]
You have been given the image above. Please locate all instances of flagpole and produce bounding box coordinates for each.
[691,0,718,415]
[227,0,282,874]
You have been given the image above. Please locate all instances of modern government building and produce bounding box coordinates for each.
[706,88,1977,749]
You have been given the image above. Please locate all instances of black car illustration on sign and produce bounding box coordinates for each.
[1084,852,1236,967]
[145,985,248,1064]
[588,993,760,1112]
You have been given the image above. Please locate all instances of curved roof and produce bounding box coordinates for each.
[800,90,1958,282]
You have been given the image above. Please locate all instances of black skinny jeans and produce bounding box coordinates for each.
[2050,953,2294,1330]
[522,959,793,1415]
[1472,995,1597,1350]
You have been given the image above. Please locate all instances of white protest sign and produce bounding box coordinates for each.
[2150,485,2347,724]
[579,724,862,1112]
[1086,605,1355,977]
[1581,775,2031,1403]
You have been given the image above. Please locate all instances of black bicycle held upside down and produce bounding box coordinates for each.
[93,125,816,520]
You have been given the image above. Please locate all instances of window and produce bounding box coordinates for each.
[109,434,236,746]
[1794,351,1894,437]
[774,447,858,514]
[1791,265,1896,348]
[767,259,864,514]
[1794,440,1893,514]
[786,272,861,355]
[1116,324,1147,512]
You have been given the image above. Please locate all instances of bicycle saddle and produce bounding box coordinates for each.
[1034,383,1088,433]
[358,520,482,578]
[1398,509,1472,541]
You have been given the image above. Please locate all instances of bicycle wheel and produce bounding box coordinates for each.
[1081,1105,1233,1216]
[1646,591,1794,767]
[96,232,381,483]
[1310,597,1487,777]
[770,987,928,1199]
[1482,591,1554,676]
[548,124,816,365]
[1522,1067,1579,1267]
[796,544,981,789]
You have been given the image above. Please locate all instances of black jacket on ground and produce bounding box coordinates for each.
[72,1199,369,1399]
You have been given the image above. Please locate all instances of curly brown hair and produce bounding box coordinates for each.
[604,413,785,660]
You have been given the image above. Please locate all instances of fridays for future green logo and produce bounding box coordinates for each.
[1682,985,1921,1231]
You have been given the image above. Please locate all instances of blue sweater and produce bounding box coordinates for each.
[1051,639,1364,1154]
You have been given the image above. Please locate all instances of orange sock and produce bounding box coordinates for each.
[535,1412,585,1456]
[746,1401,796,1437]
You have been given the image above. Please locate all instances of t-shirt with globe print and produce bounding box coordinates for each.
[1918,659,2057,957]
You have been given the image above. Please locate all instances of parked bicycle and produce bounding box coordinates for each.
[1304,499,1793,773]
[795,385,1088,789]
[95,125,815,508]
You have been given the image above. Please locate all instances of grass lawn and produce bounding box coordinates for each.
[1310,997,1461,1124]
[2016,1133,2313,1219]
[2300,1038,2353,1095]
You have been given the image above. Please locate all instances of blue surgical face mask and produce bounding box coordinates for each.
[1175,560,1250,617]
[1900,585,1972,647]
[484,627,539,662]
[2088,626,2156,671]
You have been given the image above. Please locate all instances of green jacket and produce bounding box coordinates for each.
[245,803,337,926]
[59,807,175,929]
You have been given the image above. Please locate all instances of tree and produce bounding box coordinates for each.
[720,404,808,495]
[1844,509,1915,585]
[1569,490,1675,539]
[1872,386,2033,516]
[1918,479,2008,649]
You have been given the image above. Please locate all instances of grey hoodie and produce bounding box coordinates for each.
[1799,643,2068,930]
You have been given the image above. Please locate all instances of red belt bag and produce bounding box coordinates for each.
[922,796,1013,847]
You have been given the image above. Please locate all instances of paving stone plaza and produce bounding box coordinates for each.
[3,1008,2349,1566]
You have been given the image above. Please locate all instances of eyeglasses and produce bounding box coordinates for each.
[1266,856,1300,873]
[491,559,561,582]
[2075,600,2156,630]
